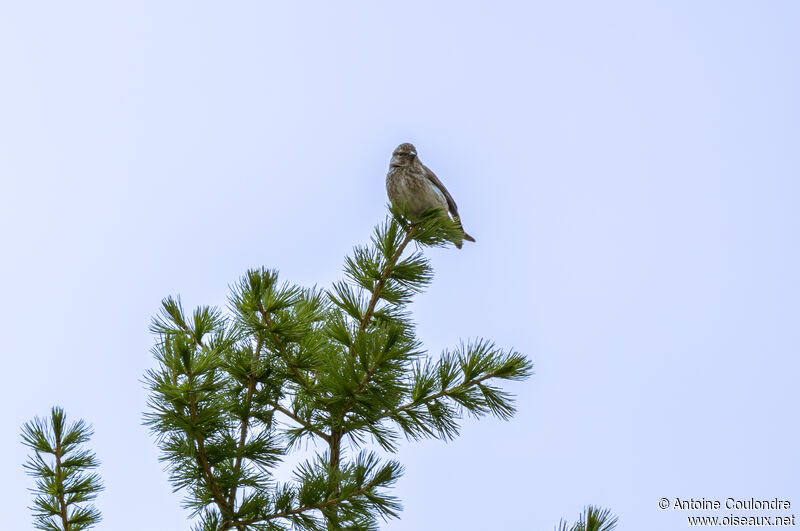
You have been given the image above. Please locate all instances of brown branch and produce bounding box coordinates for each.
[266,400,330,443]
[348,371,501,433]
[228,473,387,528]
[258,303,313,390]
[188,389,232,517]
[338,361,381,428]
[227,335,263,510]
[54,433,69,531]
[257,302,331,441]
[316,224,417,527]
[358,227,416,333]
[177,326,234,520]
[335,226,417,427]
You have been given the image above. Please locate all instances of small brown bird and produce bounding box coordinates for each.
[386,143,476,249]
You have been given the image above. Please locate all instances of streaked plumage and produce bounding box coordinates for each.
[386,143,476,249]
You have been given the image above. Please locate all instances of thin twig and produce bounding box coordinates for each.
[358,227,416,333]
[258,304,313,389]
[178,327,234,519]
[229,474,387,528]
[228,335,263,509]
[257,304,329,443]
[55,432,69,531]
[266,400,331,443]
[348,371,501,433]
[188,390,233,516]
[339,226,417,422]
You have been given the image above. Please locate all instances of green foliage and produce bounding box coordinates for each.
[21,407,103,531]
[144,212,533,529]
[556,506,619,531]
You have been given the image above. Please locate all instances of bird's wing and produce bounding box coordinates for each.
[422,164,460,217]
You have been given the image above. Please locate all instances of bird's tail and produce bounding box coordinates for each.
[454,217,476,249]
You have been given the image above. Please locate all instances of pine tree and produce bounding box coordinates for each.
[21,406,103,531]
[143,209,533,530]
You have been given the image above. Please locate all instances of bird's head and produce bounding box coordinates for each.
[390,143,418,167]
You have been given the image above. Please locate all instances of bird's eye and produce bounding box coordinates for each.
[409,151,416,156]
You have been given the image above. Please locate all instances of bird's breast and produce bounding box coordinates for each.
[386,167,448,217]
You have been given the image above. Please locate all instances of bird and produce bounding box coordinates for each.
[385,143,476,249]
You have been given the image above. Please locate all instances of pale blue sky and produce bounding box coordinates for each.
[1,2,798,530]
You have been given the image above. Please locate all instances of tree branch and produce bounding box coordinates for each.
[229,473,388,528]
[258,303,314,390]
[188,388,233,519]
[337,226,418,426]
[227,335,263,510]
[265,400,330,443]
[358,227,416,333]
[54,433,69,531]
[347,371,501,433]
[178,329,234,520]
